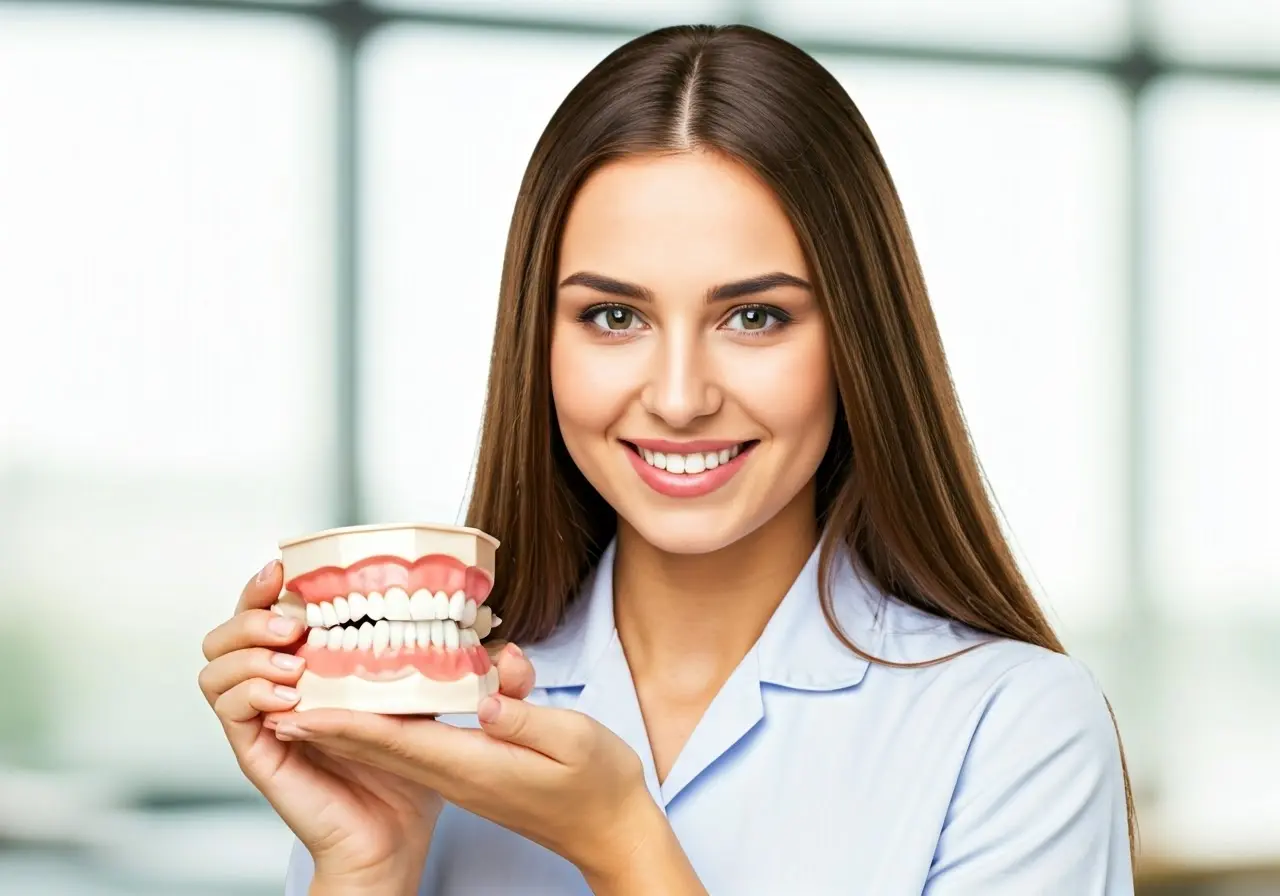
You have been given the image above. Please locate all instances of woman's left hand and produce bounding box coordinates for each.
[263,644,660,881]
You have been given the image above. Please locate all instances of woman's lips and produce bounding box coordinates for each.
[623,441,754,498]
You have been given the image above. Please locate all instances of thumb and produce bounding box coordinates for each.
[477,694,566,760]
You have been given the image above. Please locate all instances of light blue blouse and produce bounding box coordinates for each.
[284,538,1134,894]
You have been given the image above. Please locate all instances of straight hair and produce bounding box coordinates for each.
[464,23,1137,863]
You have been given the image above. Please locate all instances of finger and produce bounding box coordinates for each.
[495,643,535,700]
[213,678,303,754]
[237,559,283,615]
[198,647,306,706]
[202,608,304,662]
[477,695,582,761]
[273,710,499,781]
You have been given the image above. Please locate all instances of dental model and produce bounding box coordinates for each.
[270,523,502,715]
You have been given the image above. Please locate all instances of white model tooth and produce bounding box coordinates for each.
[427,591,446,619]
[341,626,358,651]
[357,621,374,650]
[365,591,385,621]
[428,620,443,647]
[332,595,351,624]
[389,620,404,649]
[704,451,719,469]
[684,452,706,473]
[347,592,367,623]
[320,600,339,628]
[462,598,477,627]
[447,590,465,621]
[413,620,429,646]
[384,586,411,621]
[653,451,666,469]
[373,619,390,653]
[460,628,479,647]
[666,453,686,474]
[642,448,654,464]
[326,627,344,650]
[473,606,493,639]
[443,619,460,649]
[409,588,433,620]
[717,448,731,464]
[306,602,324,628]
[307,627,327,648]
[403,620,418,648]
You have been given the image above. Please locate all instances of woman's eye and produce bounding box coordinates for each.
[592,307,638,331]
[725,307,776,332]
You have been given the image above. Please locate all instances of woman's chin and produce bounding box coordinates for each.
[621,515,749,556]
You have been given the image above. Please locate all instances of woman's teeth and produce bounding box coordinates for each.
[638,444,742,474]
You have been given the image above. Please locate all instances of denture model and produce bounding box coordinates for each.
[270,523,502,715]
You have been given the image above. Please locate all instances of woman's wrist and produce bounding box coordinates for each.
[309,871,420,896]
[310,849,429,896]
[579,796,707,896]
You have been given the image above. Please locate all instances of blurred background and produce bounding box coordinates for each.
[0,0,1276,893]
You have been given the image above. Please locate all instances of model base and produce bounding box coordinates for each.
[294,666,499,715]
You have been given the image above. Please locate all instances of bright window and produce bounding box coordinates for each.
[819,58,1131,636]
[1143,77,1280,621]
[759,0,1130,56]
[0,5,337,784]
[357,27,623,524]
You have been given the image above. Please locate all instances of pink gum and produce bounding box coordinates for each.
[297,642,492,681]
[286,554,494,605]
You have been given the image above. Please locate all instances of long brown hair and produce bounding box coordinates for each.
[464,23,1137,860]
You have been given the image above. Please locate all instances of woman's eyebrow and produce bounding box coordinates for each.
[558,270,811,303]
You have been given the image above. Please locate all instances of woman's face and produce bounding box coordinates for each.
[550,150,836,556]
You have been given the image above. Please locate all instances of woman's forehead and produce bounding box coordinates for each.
[557,153,808,290]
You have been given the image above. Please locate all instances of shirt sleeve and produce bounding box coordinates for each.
[283,838,314,896]
[923,652,1135,895]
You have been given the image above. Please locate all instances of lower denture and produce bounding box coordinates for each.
[297,642,492,681]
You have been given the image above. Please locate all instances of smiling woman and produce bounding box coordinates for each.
[550,151,836,554]
[199,21,1135,896]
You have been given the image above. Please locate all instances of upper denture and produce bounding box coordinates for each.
[286,553,494,605]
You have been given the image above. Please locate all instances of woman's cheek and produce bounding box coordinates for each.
[724,333,833,438]
[551,335,640,452]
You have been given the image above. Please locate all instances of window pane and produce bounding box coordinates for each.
[1143,78,1280,620]
[1147,628,1280,864]
[1150,0,1280,65]
[358,28,622,523]
[371,0,739,26]
[817,59,1130,635]
[0,5,337,788]
[759,0,1130,56]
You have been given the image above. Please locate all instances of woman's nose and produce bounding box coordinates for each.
[639,331,722,427]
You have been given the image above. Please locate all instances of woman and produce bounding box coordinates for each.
[199,23,1136,895]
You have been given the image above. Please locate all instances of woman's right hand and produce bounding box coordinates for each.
[197,559,535,891]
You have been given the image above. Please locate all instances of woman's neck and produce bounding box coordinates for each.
[611,484,819,689]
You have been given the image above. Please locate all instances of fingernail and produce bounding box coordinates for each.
[504,643,523,657]
[257,559,278,583]
[268,616,300,636]
[274,685,299,702]
[276,721,308,738]
[477,696,501,723]
[271,653,303,670]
